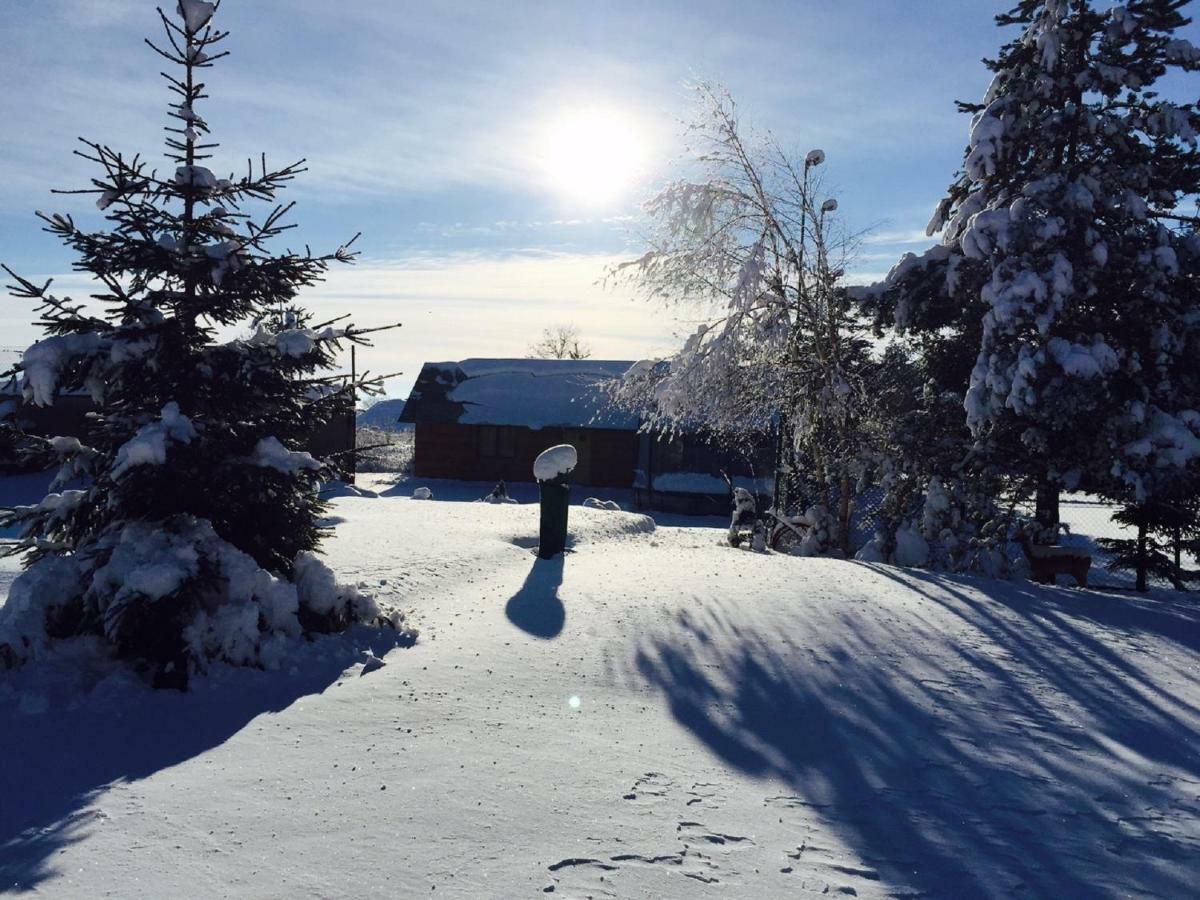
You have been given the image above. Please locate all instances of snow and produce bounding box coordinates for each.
[177,0,215,33]
[2,480,1200,897]
[532,444,577,482]
[3,476,1196,896]
[249,326,346,359]
[412,486,433,500]
[293,551,378,624]
[20,333,102,407]
[250,436,321,475]
[273,329,316,358]
[582,497,621,511]
[1121,407,1200,473]
[1047,336,1119,378]
[174,165,218,193]
[47,436,81,455]
[110,402,197,479]
[892,521,930,567]
[652,472,773,496]
[966,103,1006,180]
[411,359,639,430]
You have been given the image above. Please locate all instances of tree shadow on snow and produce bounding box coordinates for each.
[632,564,1200,898]
[505,555,565,639]
[0,626,411,892]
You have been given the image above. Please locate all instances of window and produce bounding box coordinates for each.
[480,426,516,459]
[479,426,497,458]
[497,426,516,458]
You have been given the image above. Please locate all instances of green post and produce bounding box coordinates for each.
[534,444,576,559]
[538,474,571,559]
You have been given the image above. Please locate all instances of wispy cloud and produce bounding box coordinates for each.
[0,249,681,397]
[864,227,935,247]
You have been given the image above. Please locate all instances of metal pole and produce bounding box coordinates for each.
[349,345,357,485]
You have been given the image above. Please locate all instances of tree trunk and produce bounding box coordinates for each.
[1136,522,1148,593]
[838,470,853,556]
[1035,479,1060,538]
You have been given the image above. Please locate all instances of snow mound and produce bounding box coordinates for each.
[564,506,655,543]
[412,486,433,500]
[488,504,655,550]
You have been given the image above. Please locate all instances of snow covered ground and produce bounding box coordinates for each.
[2,474,1199,897]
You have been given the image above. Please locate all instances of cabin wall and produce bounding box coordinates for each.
[413,423,637,488]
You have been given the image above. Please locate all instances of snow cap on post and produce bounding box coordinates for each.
[533,444,577,483]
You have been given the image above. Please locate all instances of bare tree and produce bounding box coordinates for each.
[610,84,874,551]
[528,325,593,360]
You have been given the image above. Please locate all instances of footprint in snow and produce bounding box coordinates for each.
[622,771,673,804]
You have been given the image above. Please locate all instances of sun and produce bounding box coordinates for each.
[539,106,647,209]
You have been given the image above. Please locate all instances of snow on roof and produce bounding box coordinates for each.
[400,358,640,430]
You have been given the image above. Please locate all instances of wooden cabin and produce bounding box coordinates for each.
[397,358,773,512]
[398,358,640,488]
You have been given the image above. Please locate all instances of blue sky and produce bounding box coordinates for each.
[2,1,1195,396]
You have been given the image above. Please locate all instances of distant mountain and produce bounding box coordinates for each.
[357,399,412,431]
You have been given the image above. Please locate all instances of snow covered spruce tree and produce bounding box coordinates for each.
[0,0,408,684]
[611,85,877,554]
[863,1,1200,550]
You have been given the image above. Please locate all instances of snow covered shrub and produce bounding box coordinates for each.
[727,486,758,547]
[856,469,1015,577]
[0,2,408,685]
[787,505,840,558]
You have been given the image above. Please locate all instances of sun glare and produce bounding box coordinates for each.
[540,107,647,208]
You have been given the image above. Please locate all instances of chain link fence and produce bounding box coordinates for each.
[836,482,1195,592]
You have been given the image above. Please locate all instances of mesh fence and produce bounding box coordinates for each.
[798,480,1195,592]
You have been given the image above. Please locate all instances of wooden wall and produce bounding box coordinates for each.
[413,422,638,488]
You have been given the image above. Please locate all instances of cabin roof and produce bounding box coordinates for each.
[399,358,640,430]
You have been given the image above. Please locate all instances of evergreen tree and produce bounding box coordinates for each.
[864,1,1200,534]
[1099,482,1199,589]
[0,0,405,684]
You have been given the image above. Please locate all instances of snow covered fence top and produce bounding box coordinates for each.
[399,358,640,430]
[533,444,577,482]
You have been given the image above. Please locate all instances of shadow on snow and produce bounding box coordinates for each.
[0,626,411,892]
[505,555,565,640]
[632,562,1200,898]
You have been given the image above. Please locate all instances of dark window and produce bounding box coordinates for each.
[497,426,516,458]
[480,426,516,459]
[479,426,497,457]
[665,436,685,469]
